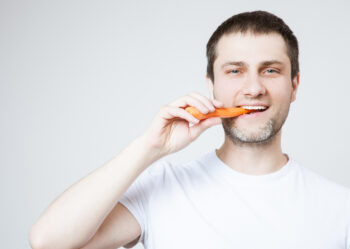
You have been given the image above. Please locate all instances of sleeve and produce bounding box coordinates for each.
[119,162,161,244]
[347,191,350,249]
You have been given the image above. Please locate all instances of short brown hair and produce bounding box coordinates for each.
[206,10,299,81]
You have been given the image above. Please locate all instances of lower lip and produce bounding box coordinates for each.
[239,109,268,119]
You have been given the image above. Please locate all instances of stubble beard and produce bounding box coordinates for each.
[222,107,290,146]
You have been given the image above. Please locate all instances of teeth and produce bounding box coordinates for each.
[241,106,267,110]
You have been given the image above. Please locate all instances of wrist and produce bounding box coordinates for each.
[133,134,165,165]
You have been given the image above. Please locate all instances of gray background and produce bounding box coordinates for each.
[1,0,350,248]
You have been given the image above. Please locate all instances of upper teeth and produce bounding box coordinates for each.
[241,106,267,110]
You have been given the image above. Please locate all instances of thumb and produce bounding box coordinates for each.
[189,117,222,139]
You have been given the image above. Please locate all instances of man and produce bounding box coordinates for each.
[30,11,350,249]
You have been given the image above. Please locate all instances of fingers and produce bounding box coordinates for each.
[189,117,222,139]
[155,92,224,128]
[169,94,211,114]
[213,98,225,108]
[188,92,215,112]
[169,92,224,115]
[190,92,225,110]
[158,105,200,124]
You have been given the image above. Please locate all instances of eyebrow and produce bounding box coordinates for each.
[221,60,285,69]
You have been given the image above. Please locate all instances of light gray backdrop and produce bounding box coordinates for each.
[1,0,349,248]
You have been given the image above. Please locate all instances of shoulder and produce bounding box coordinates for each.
[143,151,213,184]
[292,159,350,197]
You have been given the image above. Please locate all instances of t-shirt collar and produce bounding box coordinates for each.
[205,149,294,186]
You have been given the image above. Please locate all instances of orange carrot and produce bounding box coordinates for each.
[185,106,254,120]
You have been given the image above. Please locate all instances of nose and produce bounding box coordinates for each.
[241,73,266,98]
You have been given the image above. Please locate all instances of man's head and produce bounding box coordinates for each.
[205,11,300,146]
[206,10,299,82]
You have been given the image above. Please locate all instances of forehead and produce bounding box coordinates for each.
[215,32,290,66]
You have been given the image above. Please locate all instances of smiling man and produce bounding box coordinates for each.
[212,33,295,145]
[30,11,350,249]
[208,30,299,175]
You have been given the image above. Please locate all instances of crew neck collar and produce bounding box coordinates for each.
[205,149,294,185]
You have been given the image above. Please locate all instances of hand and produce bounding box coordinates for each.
[142,92,224,158]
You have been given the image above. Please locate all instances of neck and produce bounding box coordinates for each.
[216,130,288,175]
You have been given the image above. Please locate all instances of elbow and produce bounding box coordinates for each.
[29,223,83,249]
[29,224,46,249]
[29,223,58,249]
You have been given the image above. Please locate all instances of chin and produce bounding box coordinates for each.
[221,105,289,144]
[222,119,277,144]
[235,121,274,142]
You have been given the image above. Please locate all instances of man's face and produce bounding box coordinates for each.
[207,32,299,145]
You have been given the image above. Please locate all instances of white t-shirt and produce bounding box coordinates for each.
[119,150,350,249]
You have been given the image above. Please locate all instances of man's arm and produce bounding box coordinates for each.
[79,202,142,249]
[29,135,159,249]
[29,93,222,249]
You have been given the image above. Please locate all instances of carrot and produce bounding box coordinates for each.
[185,106,254,120]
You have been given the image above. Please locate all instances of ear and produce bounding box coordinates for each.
[290,72,300,103]
[206,75,214,100]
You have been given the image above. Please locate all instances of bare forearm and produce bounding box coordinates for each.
[30,135,161,249]
[30,92,222,249]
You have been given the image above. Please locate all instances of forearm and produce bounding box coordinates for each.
[30,135,161,249]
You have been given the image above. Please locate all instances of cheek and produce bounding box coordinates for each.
[270,85,293,108]
[213,80,241,104]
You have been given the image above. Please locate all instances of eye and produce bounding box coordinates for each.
[230,69,240,74]
[265,69,278,74]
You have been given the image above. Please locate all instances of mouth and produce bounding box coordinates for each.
[238,105,269,117]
